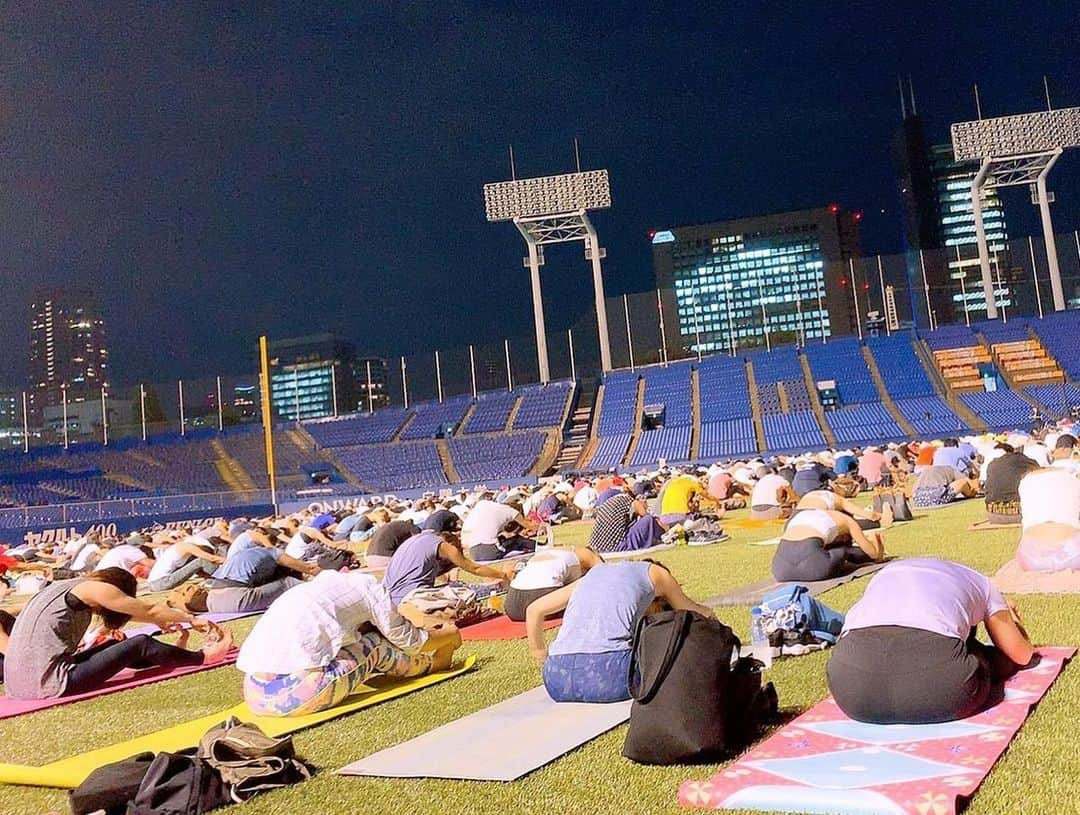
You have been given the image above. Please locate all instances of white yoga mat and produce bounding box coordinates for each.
[337,685,631,782]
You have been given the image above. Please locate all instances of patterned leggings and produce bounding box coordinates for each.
[242,631,433,717]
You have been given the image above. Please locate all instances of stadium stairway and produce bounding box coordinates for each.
[435,438,461,484]
[504,395,524,432]
[861,345,915,436]
[914,338,987,432]
[533,430,563,476]
[776,381,790,413]
[210,438,257,492]
[799,352,838,448]
[620,376,647,466]
[744,358,767,453]
[455,402,478,436]
[391,413,416,442]
[556,403,591,471]
[689,367,702,460]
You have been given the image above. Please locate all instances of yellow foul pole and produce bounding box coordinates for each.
[259,335,278,512]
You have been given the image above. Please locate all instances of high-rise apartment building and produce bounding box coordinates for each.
[28,289,109,422]
[652,206,864,356]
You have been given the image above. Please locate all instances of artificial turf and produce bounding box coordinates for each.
[2,499,1077,815]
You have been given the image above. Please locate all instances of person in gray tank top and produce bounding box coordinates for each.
[525,560,714,703]
[3,568,232,700]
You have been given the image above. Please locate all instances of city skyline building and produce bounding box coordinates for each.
[652,205,864,356]
[268,334,389,421]
[27,289,109,423]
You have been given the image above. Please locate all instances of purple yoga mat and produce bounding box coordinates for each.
[125,609,262,638]
[0,648,239,720]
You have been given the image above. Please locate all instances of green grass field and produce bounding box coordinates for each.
[2,500,1078,815]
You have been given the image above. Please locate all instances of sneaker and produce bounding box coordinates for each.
[687,531,730,546]
[781,629,830,656]
[661,524,687,545]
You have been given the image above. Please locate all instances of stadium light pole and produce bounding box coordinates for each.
[656,289,669,366]
[993,251,1008,323]
[216,376,224,431]
[21,391,28,453]
[918,250,935,331]
[690,294,702,362]
[568,329,576,381]
[484,169,614,377]
[955,245,971,328]
[952,106,1080,317]
[140,384,147,441]
[1029,236,1045,318]
[848,260,863,340]
[400,356,409,409]
[876,256,891,336]
[434,351,443,403]
[623,294,634,371]
[101,386,109,446]
[258,337,278,513]
[330,364,338,418]
[366,360,375,413]
[468,345,477,399]
[178,379,186,436]
[61,384,69,449]
[504,339,513,391]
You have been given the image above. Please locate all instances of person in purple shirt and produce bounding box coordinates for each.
[826,558,1034,724]
[932,438,973,474]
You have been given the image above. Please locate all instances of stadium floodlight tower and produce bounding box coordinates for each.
[951,105,1080,319]
[483,169,613,380]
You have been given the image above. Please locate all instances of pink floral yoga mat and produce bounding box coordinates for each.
[679,646,1074,815]
[0,648,239,720]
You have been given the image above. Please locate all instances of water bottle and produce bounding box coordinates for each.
[750,608,773,669]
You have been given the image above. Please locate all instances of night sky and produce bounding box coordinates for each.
[1,2,1077,386]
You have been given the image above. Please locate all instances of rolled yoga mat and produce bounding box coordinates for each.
[0,655,477,789]
[679,647,1074,815]
[705,561,890,608]
[338,684,631,781]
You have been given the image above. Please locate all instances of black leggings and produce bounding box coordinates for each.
[504,586,558,621]
[468,535,537,563]
[771,537,872,582]
[827,626,1016,724]
[63,634,204,696]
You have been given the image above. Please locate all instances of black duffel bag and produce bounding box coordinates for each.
[622,609,776,765]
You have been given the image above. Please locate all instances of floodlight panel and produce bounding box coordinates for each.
[951,107,1080,161]
[483,169,611,222]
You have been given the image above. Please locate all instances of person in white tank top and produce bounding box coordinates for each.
[796,490,892,530]
[773,509,886,583]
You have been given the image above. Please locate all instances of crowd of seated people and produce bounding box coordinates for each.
[3,422,1078,731]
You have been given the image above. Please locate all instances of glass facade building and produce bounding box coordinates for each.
[653,207,863,356]
[268,334,388,422]
[929,144,1011,317]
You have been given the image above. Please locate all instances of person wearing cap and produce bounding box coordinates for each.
[1050,434,1080,475]
[420,509,461,535]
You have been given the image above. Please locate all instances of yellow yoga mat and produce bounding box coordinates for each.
[0,655,477,790]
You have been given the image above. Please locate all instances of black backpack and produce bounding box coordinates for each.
[622,610,777,765]
[126,751,230,815]
[69,752,156,815]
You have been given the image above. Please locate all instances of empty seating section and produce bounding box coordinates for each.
[783,379,813,412]
[513,381,573,429]
[932,346,990,393]
[587,372,640,468]
[332,442,446,491]
[825,404,904,445]
[757,381,782,414]
[305,409,410,446]
[762,410,825,451]
[220,428,333,486]
[1031,312,1080,381]
[400,396,472,440]
[632,426,691,466]
[923,324,977,351]
[448,432,546,482]
[959,390,1032,430]
[976,318,1031,345]
[588,434,631,470]
[1025,383,1080,418]
[465,391,517,433]
[865,335,936,398]
[697,356,757,458]
[894,396,968,436]
[804,339,878,404]
[748,348,802,383]
[639,364,692,427]
[698,418,757,459]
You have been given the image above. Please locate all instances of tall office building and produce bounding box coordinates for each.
[929,143,1010,318]
[28,289,109,422]
[268,334,388,421]
[652,206,864,356]
[895,106,1010,326]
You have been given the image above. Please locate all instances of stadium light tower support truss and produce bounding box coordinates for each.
[952,106,1080,319]
[484,169,613,379]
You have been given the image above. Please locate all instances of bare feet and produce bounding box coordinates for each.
[430,641,457,672]
[201,627,234,664]
[880,503,894,529]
